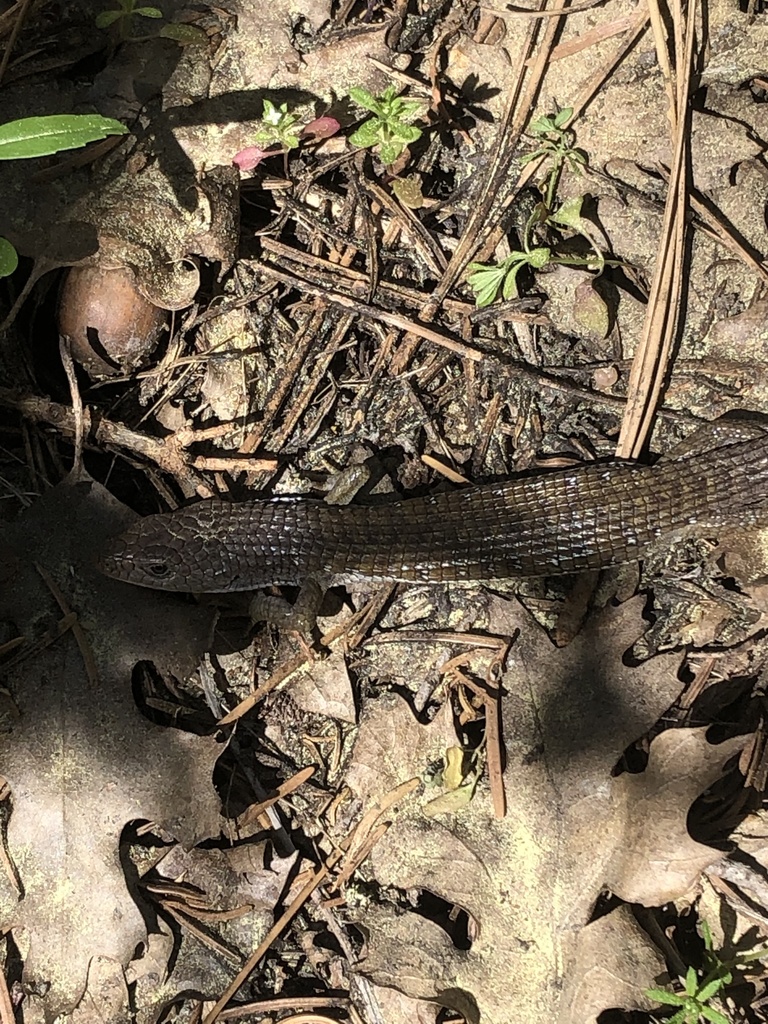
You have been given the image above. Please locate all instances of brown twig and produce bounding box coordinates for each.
[617,0,697,457]
[0,0,33,84]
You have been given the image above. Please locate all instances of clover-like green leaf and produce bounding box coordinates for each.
[467,263,506,307]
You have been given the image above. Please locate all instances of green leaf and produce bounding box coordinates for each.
[389,122,422,144]
[530,114,557,135]
[502,261,525,300]
[697,975,729,1002]
[519,148,546,166]
[349,119,383,149]
[700,921,720,950]
[473,280,501,307]
[527,246,551,269]
[667,1010,690,1024]
[553,106,572,127]
[390,99,423,120]
[467,264,505,307]
[0,237,19,277]
[349,87,381,115]
[550,195,584,228]
[0,114,127,160]
[158,22,207,43]
[262,99,280,124]
[134,5,163,16]
[95,9,123,27]
[378,138,406,164]
[701,1007,729,1024]
[645,988,688,1007]
[467,264,503,282]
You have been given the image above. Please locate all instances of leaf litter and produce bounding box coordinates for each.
[1,0,768,1020]
[0,473,220,1013]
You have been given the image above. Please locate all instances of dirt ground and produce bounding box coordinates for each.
[2,1,768,1022]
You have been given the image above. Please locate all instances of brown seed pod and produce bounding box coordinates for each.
[57,265,167,378]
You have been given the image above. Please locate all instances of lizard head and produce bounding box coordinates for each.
[97,504,241,592]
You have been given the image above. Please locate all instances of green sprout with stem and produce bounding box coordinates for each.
[520,107,587,213]
[254,100,304,151]
[467,106,611,308]
[646,919,768,1024]
[348,85,425,166]
[647,963,731,1024]
[96,0,162,39]
[96,0,205,44]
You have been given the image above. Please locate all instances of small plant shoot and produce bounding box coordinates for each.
[96,0,205,44]
[254,100,304,151]
[467,106,612,307]
[645,918,768,1024]
[348,86,424,166]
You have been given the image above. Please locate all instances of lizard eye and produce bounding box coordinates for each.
[147,563,171,578]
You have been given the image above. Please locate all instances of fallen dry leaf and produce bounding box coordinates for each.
[557,905,666,1022]
[290,647,357,724]
[340,598,748,1024]
[605,727,745,904]
[0,474,220,1014]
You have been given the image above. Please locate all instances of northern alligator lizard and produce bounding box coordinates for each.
[99,423,768,595]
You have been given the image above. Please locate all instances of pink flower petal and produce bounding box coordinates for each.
[232,145,270,170]
[301,116,341,141]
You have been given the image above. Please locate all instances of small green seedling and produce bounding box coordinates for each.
[96,0,205,44]
[646,964,730,1024]
[348,85,424,166]
[646,919,768,1024]
[254,100,304,151]
[96,0,162,36]
[467,245,554,308]
[467,106,612,307]
[520,107,587,211]
[0,114,127,277]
